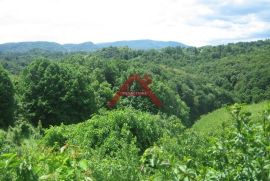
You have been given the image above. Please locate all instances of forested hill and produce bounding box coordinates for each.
[0,40,187,53]
[96,40,187,49]
[1,39,269,126]
[0,39,270,180]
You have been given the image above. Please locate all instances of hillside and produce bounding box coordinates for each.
[0,40,270,180]
[192,101,270,135]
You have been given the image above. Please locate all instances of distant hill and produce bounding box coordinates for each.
[96,40,187,49]
[63,42,96,52]
[0,40,187,53]
[0,41,66,52]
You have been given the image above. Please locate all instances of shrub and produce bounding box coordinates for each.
[43,108,185,154]
[41,126,67,148]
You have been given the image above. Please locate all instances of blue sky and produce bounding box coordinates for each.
[0,0,269,46]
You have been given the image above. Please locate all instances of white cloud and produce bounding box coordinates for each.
[0,0,269,46]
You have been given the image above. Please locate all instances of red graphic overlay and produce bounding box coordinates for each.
[107,74,162,108]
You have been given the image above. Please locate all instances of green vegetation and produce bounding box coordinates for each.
[0,65,15,128]
[0,40,270,180]
[18,60,96,126]
[1,104,269,180]
[193,101,270,135]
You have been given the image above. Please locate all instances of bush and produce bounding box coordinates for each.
[41,126,67,148]
[43,108,185,154]
[5,120,41,146]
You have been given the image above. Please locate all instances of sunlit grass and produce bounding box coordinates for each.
[192,100,270,135]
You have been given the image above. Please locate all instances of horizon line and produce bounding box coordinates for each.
[0,38,269,48]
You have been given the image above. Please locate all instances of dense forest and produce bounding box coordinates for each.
[0,40,270,180]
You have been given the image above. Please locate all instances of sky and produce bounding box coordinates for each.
[0,0,269,46]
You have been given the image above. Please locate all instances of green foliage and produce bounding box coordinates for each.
[0,109,185,180]
[1,40,270,180]
[19,60,97,127]
[0,153,38,181]
[140,104,270,180]
[87,140,142,180]
[152,81,190,124]
[193,101,270,135]
[66,57,229,126]
[0,103,270,180]
[0,145,94,180]
[0,65,15,128]
[0,120,43,155]
[45,108,185,154]
[41,126,67,149]
[6,120,37,145]
[0,129,6,149]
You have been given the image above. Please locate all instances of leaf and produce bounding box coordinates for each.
[263,164,270,170]
[178,165,187,173]
[0,153,17,160]
[79,159,88,171]
[39,174,53,180]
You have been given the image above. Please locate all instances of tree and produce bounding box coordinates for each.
[0,65,15,128]
[19,60,96,127]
